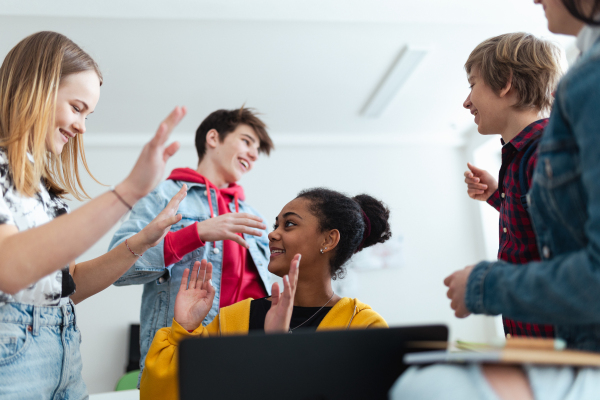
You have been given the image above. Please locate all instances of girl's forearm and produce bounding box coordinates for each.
[70,232,151,303]
[0,183,140,294]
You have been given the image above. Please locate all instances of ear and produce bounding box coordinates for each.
[205,129,220,150]
[321,229,340,253]
[499,71,513,98]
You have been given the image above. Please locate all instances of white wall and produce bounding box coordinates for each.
[68,136,496,394]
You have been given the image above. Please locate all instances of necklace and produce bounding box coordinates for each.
[288,292,335,333]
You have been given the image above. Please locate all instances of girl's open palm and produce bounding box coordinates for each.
[264,254,301,333]
[173,260,216,331]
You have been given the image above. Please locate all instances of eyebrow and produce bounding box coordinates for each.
[241,133,256,144]
[76,99,93,113]
[275,212,303,221]
[283,212,302,219]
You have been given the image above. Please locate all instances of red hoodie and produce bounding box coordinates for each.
[164,168,267,308]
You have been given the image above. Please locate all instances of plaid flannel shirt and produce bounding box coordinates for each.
[486,119,554,338]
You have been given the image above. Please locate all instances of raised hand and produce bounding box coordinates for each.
[464,162,498,201]
[264,254,301,333]
[196,213,267,249]
[119,106,187,204]
[135,185,187,253]
[174,260,216,331]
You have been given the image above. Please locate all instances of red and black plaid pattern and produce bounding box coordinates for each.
[486,119,554,338]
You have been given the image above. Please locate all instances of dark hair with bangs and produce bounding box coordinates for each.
[195,107,273,162]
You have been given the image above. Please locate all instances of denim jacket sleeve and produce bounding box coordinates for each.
[465,54,600,325]
[109,190,169,286]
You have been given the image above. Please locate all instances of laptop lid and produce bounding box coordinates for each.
[179,324,448,400]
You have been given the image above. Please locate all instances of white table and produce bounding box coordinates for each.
[89,389,139,400]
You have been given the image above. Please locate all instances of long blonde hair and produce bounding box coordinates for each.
[0,31,102,200]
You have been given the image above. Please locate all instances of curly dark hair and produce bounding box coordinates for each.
[296,188,392,279]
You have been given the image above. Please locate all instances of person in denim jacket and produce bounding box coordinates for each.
[109,108,274,377]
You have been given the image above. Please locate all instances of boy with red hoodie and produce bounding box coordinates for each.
[109,107,274,376]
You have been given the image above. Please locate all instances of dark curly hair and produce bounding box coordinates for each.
[296,188,392,279]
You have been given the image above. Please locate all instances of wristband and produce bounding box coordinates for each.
[110,186,133,210]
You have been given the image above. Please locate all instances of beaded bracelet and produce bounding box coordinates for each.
[125,238,143,257]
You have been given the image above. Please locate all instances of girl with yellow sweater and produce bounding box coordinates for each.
[141,188,392,399]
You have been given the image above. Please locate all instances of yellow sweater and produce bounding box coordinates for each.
[140,297,387,400]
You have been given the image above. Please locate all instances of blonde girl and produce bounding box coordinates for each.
[0,31,187,398]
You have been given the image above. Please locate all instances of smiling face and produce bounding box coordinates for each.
[533,0,585,35]
[211,124,260,184]
[46,70,100,155]
[268,198,327,278]
[463,67,508,135]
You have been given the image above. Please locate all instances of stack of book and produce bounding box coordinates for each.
[405,337,600,367]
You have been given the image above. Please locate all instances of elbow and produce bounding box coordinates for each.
[0,263,37,295]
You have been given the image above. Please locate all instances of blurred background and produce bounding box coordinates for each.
[0,0,577,394]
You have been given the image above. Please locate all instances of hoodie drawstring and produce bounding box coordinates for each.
[205,181,215,219]
[205,183,246,303]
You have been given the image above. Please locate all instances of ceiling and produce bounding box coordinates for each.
[0,0,576,142]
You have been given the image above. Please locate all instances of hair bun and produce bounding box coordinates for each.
[352,194,392,250]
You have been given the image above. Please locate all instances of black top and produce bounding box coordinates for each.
[249,297,333,332]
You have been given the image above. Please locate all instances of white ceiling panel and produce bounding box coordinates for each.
[0,1,575,142]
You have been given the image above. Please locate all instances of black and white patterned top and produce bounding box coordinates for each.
[0,149,71,306]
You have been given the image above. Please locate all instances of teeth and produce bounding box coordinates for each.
[474,111,478,115]
[239,159,249,169]
[270,249,285,254]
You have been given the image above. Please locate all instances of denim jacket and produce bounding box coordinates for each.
[466,37,600,351]
[109,179,271,369]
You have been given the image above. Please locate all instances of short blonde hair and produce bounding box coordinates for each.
[0,31,102,200]
[465,32,562,115]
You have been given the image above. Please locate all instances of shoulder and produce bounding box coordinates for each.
[152,179,183,197]
[239,201,264,218]
[352,299,387,326]
[330,297,388,328]
[135,180,181,209]
[559,47,600,97]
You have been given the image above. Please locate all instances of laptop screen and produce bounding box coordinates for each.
[179,324,447,400]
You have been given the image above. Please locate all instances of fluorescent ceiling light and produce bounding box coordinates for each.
[361,46,427,118]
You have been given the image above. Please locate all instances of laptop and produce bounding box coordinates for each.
[179,324,448,400]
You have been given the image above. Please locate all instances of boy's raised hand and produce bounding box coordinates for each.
[464,163,498,201]
[264,254,301,333]
[195,213,267,249]
[174,260,216,331]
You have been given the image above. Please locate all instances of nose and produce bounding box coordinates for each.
[73,118,86,135]
[463,93,472,110]
[248,146,258,162]
[268,229,280,242]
